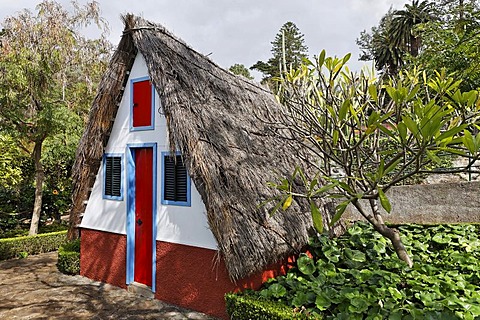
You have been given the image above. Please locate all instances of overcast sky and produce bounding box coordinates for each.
[1,0,410,79]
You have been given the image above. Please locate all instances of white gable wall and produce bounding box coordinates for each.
[80,53,217,250]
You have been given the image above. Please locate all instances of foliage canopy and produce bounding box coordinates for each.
[0,0,111,234]
[269,50,480,267]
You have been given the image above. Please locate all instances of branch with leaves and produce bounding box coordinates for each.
[268,50,480,267]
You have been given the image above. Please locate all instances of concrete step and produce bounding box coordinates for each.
[127,282,154,299]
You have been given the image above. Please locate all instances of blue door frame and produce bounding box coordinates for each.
[126,143,157,292]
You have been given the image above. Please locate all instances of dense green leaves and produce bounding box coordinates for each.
[57,238,80,275]
[0,1,111,235]
[251,222,480,319]
[0,230,67,260]
[358,0,480,90]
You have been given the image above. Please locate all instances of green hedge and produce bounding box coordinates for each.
[57,238,80,275]
[0,230,67,260]
[225,293,308,320]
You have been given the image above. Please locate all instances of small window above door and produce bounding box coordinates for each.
[130,77,155,131]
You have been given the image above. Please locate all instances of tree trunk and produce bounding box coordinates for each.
[410,35,420,57]
[353,199,413,267]
[67,201,82,240]
[28,140,45,236]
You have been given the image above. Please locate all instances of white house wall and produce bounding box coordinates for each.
[80,53,217,250]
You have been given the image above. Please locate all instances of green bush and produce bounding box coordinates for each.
[225,293,308,320]
[0,230,67,260]
[0,223,68,239]
[57,238,80,275]
[249,223,480,319]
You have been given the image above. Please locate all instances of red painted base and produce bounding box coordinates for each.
[154,241,290,319]
[80,229,290,319]
[80,229,127,289]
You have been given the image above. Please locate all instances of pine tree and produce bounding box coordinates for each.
[251,22,308,88]
[229,63,254,80]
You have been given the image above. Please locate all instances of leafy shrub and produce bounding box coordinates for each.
[57,238,80,275]
[0,230,67,260]
[0,223,68,239]
[225,293,308,319]
[251,223,480,319]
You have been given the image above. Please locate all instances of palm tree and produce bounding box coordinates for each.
[374,30,405,75]
[364,10,405,75]
[391,0,435,57]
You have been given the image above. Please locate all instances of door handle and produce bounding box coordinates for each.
[136,218,143,226]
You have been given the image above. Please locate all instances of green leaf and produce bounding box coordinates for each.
[397,122,408,143]
[367,111,380,126]
[402,115,418,136]
[297,254,316,275]
[378,124,395,139]
[388,287,403,300]
[463,130,476,154]
[282,194,293,211]
[388,311,403,320]
[384,158,402,176]
[317,50,326,68]
[292,292,309,307]
[406,84,420,101]
[349,297,369,313]
[378,159,385,179]
[330,199,350,226]
[378,188,391,213]
[310,201,324,233]
[278,178,289,191]
[333,130,339,145]
[312,182,338,197]
[339,99,350,122]
[345,248,366,262]
[269,197,283,216]
[368,84,378,101]
[426,150,441,164]
[432,233,452,244]
[338,181,354,194]
[315,292,331,311]
[436,125,466,144]
[268,283,287,298]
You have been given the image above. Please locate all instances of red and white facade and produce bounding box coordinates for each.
[79,54,287,319]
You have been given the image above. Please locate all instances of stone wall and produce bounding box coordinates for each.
[345,181,480,224]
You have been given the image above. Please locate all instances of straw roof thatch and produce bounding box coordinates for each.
[70,14,337,281]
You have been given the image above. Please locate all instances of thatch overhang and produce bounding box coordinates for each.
[70,14,326,281]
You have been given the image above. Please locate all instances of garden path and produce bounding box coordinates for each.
[0,252,217,319]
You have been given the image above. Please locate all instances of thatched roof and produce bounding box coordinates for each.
[70,14,332,281]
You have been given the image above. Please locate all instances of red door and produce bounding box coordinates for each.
[133,80,152,127]
[134,148,153,286]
